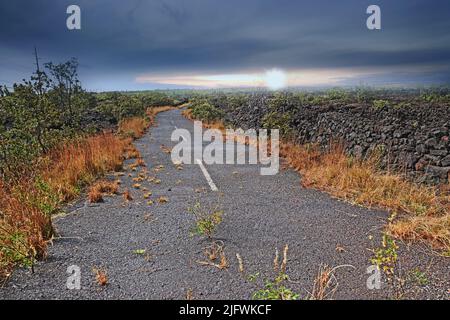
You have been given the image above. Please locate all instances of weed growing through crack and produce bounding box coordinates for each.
[186,288,194,300]
[188,200,223,239]
[252,245,300,300]
[252,273,299,300]
[247,272,260,282]
[409,268,429,286]
[308,264,352,300]
[236,253,244,273]
[196,241,228,270]
[371,234,399,276]
[93,267,108,286]
[370,234,405,298]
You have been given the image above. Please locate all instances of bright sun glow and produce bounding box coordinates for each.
[264,69,287,90]
[137,67,393,88]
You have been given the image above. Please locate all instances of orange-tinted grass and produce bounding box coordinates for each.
[0,181,52,277]
[42,133,128,202]
[281,142,450,251]
[123,189,133,201]
[135,158,146,167]
[147,105,178,119]
[88,180,119,203]
[118,117,149,139]
[119,106,177,139]
[88,188,103,203]
[0,106,180,277]
[124,143,141,159]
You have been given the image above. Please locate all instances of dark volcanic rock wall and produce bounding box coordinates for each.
[216,96,450,184]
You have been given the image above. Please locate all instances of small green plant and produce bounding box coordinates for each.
[188,100,225,122]
[261,111,293,137]
[188,201,223,239]
[0,231,35,270]
[252,273,300,300]
[133,249,146,255]
[394,102,412,109]
[409,268,428,286]
[33,177,59,216]
[371,234,398,276]
[372,99,389,110]
[370,234,405,299]
[247,272,260,282]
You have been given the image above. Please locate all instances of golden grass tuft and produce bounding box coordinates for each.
[135,158,146,167]
[309,264,338,300]
[123,189,133,201]
[42,133,127,202]
[93,267,108,286]
[0,181,52,277]
[88,180,119,203]
[118,117,149,139]
[88,188,103,203]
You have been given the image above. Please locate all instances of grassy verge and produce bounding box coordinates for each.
[0,106,175,279]
[182,108,450,254]
[280,143,450,253]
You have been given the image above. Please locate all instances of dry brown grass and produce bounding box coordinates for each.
[309,264,338,300]
[88,188,103,203]
[42,133,128,202]
[88,180,119,203]
[123,189,133,201]
[93,267,108,286]
[118,117,149,139]
[124,143,141,160]
[236,253,244,273]
[135,158,146,167]
[280,142,450,251]
[197,241,228,270]
[0,181,52,277]
[1,106,178,278]
[1,132,131,276]
[183,112,450,253]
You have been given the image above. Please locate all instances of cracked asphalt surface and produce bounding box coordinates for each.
[1,109,449,300]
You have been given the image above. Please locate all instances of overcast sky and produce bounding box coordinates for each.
[1,0,450,90]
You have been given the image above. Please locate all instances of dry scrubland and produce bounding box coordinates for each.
[1,69,449,283]
[0,106,178,278]
[0,58,183,278]
[184,92,450,255]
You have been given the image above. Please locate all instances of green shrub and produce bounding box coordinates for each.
[188,200,223,239]
[188,101,225,122]
[261,111,293,137]
[252,274,300,300]
[372,99,389,110]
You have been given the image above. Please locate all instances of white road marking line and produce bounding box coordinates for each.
[196,158,218,191]
[175,124,216,190]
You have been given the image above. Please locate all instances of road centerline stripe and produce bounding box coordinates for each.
[195,158,218,191]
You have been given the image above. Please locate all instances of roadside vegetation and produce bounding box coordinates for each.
[0,59,180,278]
[183,92,450,254]
[185,98,225,123]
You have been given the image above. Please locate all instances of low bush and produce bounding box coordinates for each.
[188,100,225,123]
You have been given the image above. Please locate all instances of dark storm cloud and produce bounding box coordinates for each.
[1,0,450,90]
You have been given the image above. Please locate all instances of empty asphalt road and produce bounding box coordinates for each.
[1,109,449,300]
